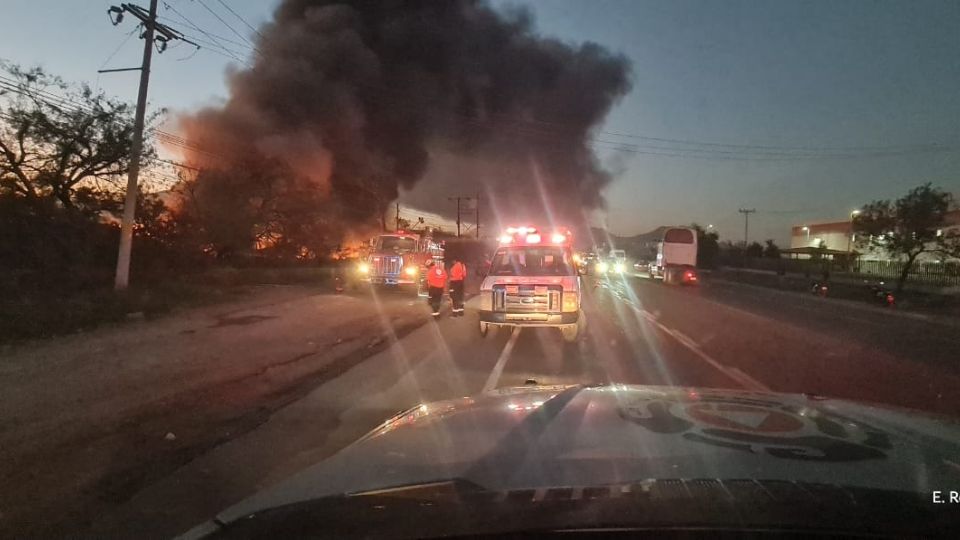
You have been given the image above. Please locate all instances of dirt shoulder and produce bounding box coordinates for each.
[0,284,432,537]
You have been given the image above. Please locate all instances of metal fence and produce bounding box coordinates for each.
[851,259,960,286]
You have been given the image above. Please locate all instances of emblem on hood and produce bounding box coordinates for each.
[619,391,891,462]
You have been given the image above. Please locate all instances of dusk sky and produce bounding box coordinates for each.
[2,0,958,244]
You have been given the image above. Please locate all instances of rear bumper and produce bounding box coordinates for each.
[479,311,579,327]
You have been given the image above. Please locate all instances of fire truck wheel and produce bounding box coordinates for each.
[479,322,490,337]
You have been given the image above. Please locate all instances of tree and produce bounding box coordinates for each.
[763,239,781,258]
[0,64,149,215]
[173,156,354,263]
[745,241,764,258]
[852,183,959,291]
[691,223,719,268]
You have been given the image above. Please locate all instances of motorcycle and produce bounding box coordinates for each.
[865,280,896,307]
[810,281,829,297]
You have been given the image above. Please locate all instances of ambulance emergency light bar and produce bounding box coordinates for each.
[499,226,572,246]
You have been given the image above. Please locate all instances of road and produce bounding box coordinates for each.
[4,273,960,538]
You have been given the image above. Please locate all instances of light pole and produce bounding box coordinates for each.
[846,210,861,253]
[846,209,861,270]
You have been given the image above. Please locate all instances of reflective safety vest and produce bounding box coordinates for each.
[427,265,447,288]
[449,261,466,281]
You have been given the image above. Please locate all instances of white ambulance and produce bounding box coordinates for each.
[478,226,584,342]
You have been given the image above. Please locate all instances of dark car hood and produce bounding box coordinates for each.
[205,385,960,528]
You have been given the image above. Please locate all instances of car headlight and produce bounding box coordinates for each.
[357,262,370,274]
[562,292,578,312]
[614,263,625,273]
[596,262,608,273]
[404,266,418,277]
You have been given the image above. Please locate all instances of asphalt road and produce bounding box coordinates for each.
[81,272,960,539]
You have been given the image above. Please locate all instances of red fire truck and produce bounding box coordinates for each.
[356,231,443,296]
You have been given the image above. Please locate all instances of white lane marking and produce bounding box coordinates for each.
[482,327,522,393]
[628,305,770,392]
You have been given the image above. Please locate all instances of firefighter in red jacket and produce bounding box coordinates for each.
[449,257,467,316]
[425,259,447,317]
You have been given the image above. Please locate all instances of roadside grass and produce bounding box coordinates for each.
[0,267,334,344]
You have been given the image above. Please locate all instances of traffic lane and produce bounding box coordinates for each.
[92,287,755,538]
[607,275,960,416]
[492,282,749,391]
[699,277,960,370]
[88,294,508,539]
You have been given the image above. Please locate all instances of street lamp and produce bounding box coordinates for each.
[846,209,862,271]
[847,209,861,253]
[802,226,810,242]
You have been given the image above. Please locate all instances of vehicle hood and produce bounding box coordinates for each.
[213,385,960,524]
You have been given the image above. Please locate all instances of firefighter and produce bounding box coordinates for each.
[425,259,447,317]
[449,257,467,316]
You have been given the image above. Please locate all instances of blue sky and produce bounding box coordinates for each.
[2,0,958,244]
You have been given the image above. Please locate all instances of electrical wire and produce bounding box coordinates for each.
[99,24,142,71]
[215,0,265,41]
[161,1,254,66]
[197,0,259,51]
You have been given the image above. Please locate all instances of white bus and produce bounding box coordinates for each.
[651,227,699,285]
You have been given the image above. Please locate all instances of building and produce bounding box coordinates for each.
[788,209,960,262]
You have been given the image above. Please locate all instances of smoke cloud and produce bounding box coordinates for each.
[178,0,631,233]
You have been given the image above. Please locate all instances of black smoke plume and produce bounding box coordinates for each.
[179,0,631,234]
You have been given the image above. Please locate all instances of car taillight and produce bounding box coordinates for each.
[479,291,493,311]
[562,292,578,312]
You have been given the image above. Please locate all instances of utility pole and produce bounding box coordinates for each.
[475,191,480,239]
[395,202,400,231]
[109,1,196,290]
[738,208,756,247]
[448,196,475,238]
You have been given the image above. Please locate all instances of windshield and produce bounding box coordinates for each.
[663,228,695,244]
[4,0,960,538]
[489,247,574,276]
[377,236,417,252]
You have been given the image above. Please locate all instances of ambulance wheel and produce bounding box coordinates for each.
[479,322,490,337]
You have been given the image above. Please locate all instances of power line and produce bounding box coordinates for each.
[152,156,200,171]
[196,0,259,52]
[478,110,949,154]
[172,31,253,65]
[99,24,142,71]
[157,13,251,49]
[597,129,945,153]
[215,0,265,41]
[161,1,253,66]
